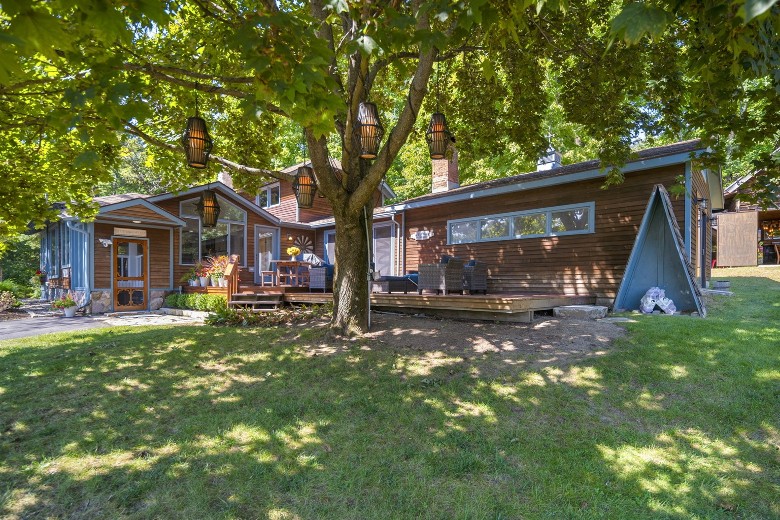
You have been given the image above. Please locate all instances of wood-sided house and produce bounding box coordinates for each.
[312,139,720,304]
[40,139,720,312]
[39,170,393,313]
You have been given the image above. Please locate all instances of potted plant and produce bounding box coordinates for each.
[52,292,78,317]
[196,263,211,287]
[206,255,230,287]
[287,246,301,261]
[180,266,199,287]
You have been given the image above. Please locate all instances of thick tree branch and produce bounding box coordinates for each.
[121,63,289,117]
[124,121,292,182]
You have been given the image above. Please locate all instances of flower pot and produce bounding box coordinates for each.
[211,277,221,287]
[63,306,77,318]
[220,278,228,287]
[199,276,210,287]
[188,279,198,287]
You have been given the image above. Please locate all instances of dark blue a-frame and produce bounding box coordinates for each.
[614,184,706,316]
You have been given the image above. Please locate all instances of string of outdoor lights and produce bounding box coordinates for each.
[181,92,454,226]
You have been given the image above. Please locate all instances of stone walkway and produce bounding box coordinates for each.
[0,300,205,341]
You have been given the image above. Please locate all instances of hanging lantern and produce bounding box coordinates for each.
[293,165,318,209]
[357,101,384,159]
[181,115,213,168]
[426,112,452,159]
[197,189,220,228]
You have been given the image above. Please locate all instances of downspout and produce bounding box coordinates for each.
[66,220,92,311]
[700,202,708,288]
[363,205,372,331]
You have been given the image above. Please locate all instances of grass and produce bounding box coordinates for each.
[1,266,778,519]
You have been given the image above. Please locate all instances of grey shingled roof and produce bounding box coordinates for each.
[94,193,150,207]
[403,139,703,205]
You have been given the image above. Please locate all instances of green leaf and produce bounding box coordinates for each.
[325,0,349,14]
[610,3,673,45]
[356,35,380,56]
[740,0,779,22]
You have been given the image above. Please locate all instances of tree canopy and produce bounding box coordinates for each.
[1,0,778,332]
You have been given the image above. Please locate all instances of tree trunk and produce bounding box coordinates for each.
[331,205,372,335]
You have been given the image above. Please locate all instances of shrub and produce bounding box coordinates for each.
[0,291,16,312]
[163,293,225,312]
[0,280,32,299]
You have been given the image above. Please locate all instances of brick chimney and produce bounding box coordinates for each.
[217,170,234,189]
[431,148,459,193]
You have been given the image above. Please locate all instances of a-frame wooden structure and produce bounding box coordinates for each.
[614,184,706,316]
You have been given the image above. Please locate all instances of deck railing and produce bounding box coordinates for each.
[225,254,240,297]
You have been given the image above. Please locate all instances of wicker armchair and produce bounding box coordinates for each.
[463,260,488,294]
[309,264,334,292]
[417,257,464,294]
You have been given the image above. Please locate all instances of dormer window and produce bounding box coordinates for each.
[257,183,281,208]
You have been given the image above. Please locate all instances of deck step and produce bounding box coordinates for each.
[231,293,282,302]
[228,300,281,310]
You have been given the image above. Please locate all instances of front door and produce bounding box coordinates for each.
[113,238,148,311]
[255,226,279,284]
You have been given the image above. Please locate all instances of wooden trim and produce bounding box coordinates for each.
[112,237,149,311]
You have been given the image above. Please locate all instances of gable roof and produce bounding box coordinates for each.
[395,139,704,210]
[614,184,705,316]
[146,181,309,228]
[97,198,186,227]
[94,193,150,206]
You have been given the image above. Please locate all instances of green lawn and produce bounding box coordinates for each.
[1,267,779,519]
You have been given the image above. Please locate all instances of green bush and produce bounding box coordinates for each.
[163,292,225,312]
[0,280,32,299]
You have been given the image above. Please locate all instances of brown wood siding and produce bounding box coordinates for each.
[263,180,385,224]
[93,223,171,289]
[403,165,688,298]
[100,205,170,222]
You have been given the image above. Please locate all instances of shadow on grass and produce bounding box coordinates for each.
[0,275,778,518]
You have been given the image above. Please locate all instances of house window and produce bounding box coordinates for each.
[48,224,59,277]
[61,222,71,267]
[448,202,595,245]
[257,183,281,208]
[180,195,247,265]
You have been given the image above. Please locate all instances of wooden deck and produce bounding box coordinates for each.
[183,285,597,322]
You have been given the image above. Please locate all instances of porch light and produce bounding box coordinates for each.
[426,112,452,159]
[357,101,384,159]
[197,189,220,228]
[293,165,318,209]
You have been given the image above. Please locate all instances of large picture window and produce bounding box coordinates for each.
[180,195,247,265]
[448,202,595,245]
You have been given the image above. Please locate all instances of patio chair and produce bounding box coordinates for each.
[309,263,334,292]
[417,256,464,295]
[463,260,488,294]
